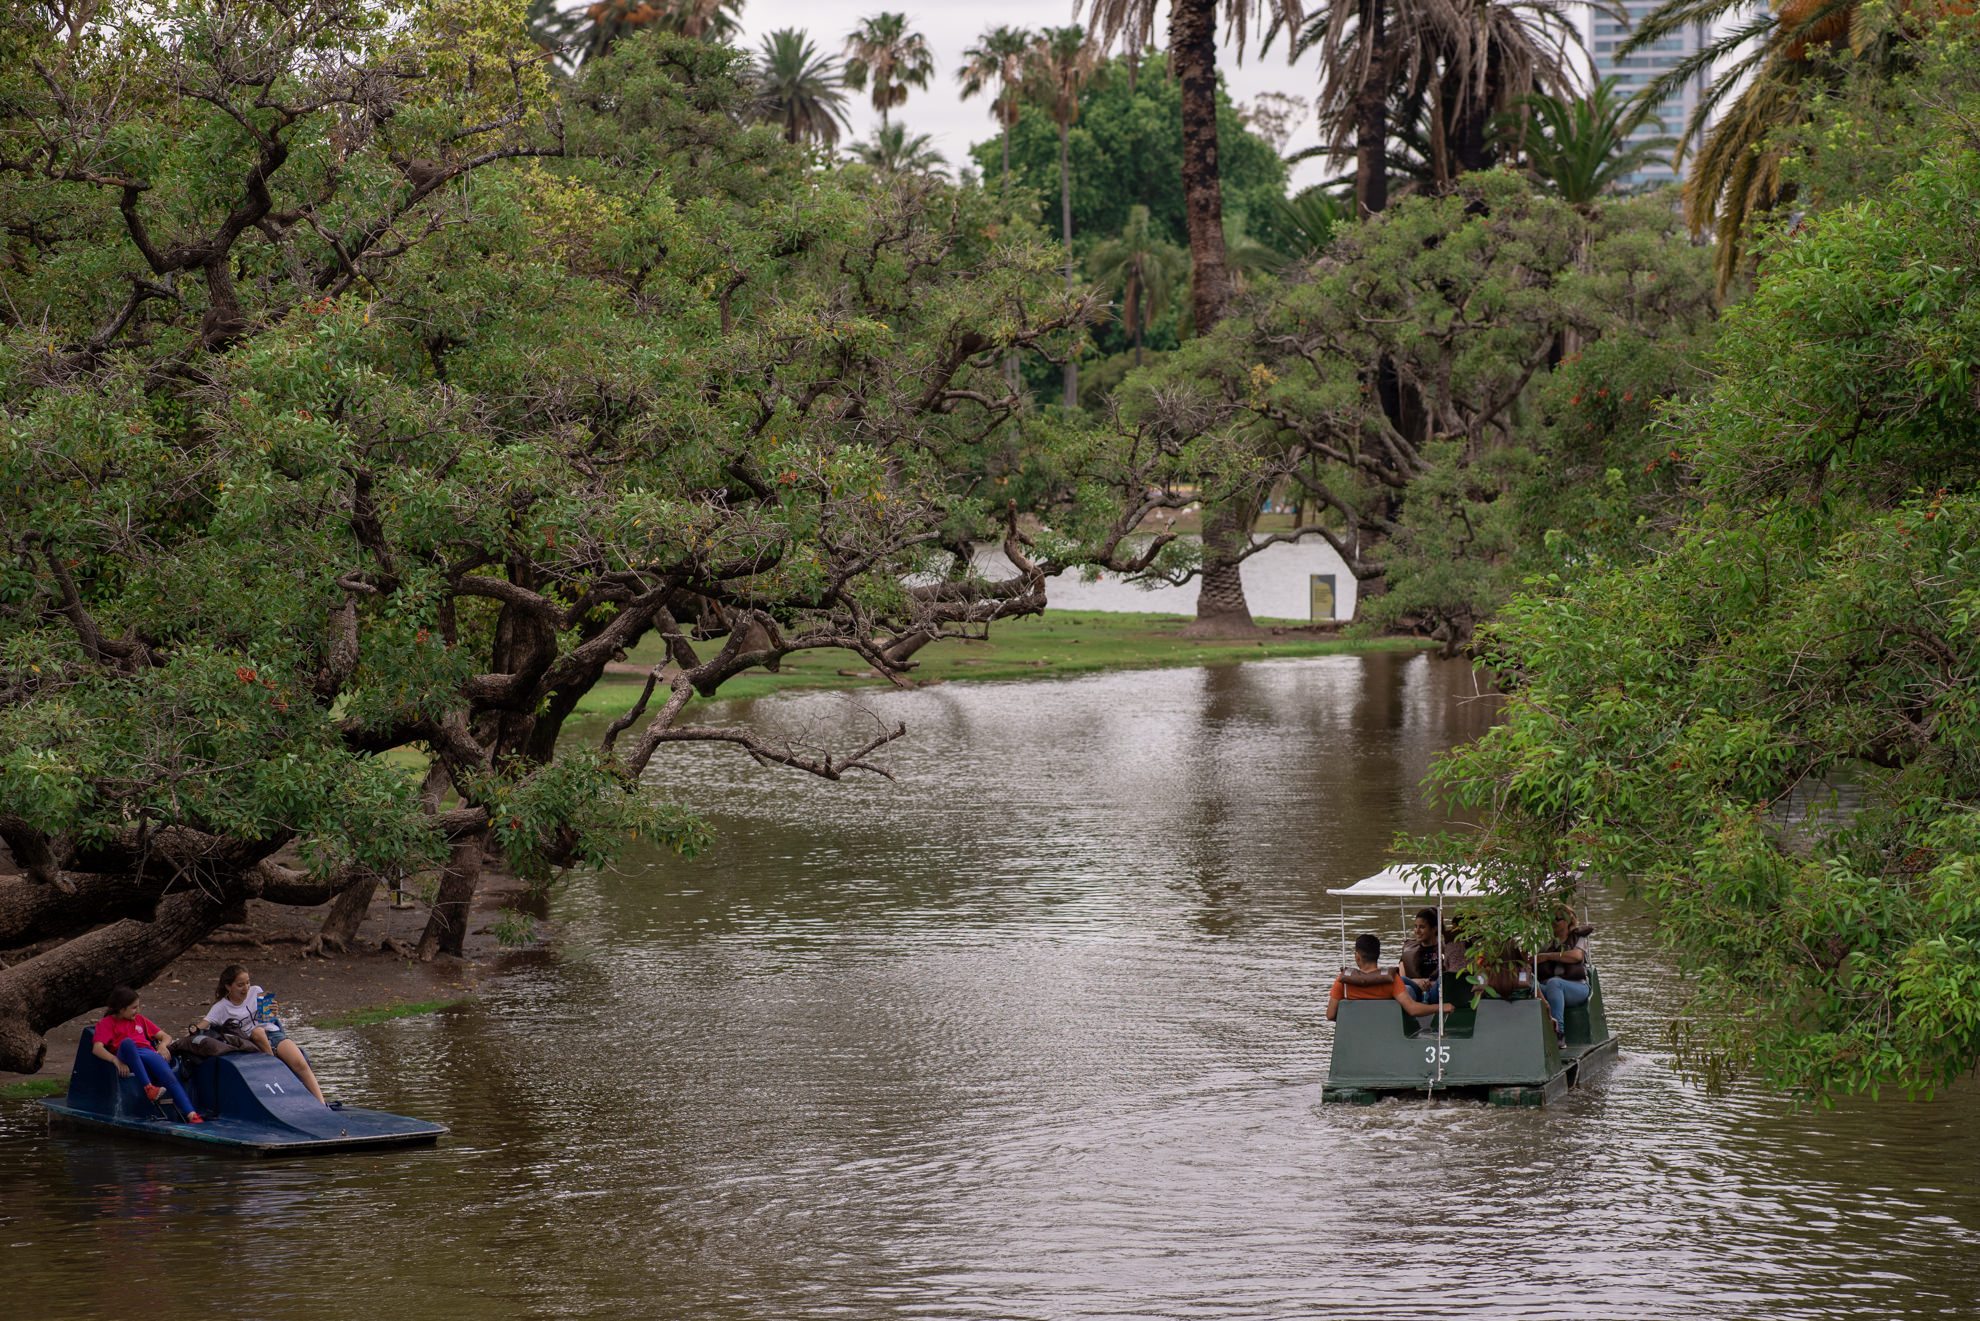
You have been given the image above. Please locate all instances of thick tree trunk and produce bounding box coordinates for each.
[1168,0,1254,631]
[1060,121,1078,409]
[0,874,166,948]
[1354,0,1389,216]
[0,885,232,1073]
[1169,0,1230,334]
[1184,501,1259,637]
[308,871,379,956]
[416,832,486,961]
[419,760,451,813]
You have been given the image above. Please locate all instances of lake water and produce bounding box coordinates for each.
[3,652,1976,1319]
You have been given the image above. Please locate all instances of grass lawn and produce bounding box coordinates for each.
[0,1078,65,1100]
[571,611,1429,715]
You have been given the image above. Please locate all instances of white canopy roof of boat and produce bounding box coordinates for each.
[1326,864,1485,898]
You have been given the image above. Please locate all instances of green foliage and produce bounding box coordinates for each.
[0,6,1085,916]
[493,906,537,946]
[848,123,947,174]
[1423,138,1980,1099]
[1109,171,1716,646]
[1253,186,1348,263]
[1501,77,1678,206]
[1772,18,1980,232]
[754,28,852,146]
[1085,205,1188,365]
[968,52,1288,256]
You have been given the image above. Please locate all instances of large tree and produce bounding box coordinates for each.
[957,25,1036,211]
[755,28,852,146]
[1614,0,1918,291]
[1080,0,1300,636]
[1291,0,1584,211]
[967,52,1287,261]
[842,12,935,131]
[1421,120,1980,1097]
[1086,205,1188,368]
[1107,171,1714,643]
[1023,26,1102,410]
[0,5,1088,1072]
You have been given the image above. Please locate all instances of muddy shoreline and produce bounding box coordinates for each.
[0,871,539,1087]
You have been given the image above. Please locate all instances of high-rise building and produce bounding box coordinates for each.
[1585,2,1711,188]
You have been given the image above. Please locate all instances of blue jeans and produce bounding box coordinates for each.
[118,1041,195,1116]
[1541,977,1591,1036]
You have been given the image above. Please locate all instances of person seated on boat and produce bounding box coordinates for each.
[1327,934,1447,1021]
[1465,940,1536,1002]
[1536,907,1594,1047]
[196,964,327,1105]
[93,986,204,1123]
[1401,909,1468,1004]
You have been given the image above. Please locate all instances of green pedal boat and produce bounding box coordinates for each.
[1321,865,1621,1107]
[1321,967,1620,1106]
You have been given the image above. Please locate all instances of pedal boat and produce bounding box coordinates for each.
[1320,865,1622,1107]
[41,1029,447,1156]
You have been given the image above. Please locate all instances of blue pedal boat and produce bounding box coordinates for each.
[41,1029,447,1156]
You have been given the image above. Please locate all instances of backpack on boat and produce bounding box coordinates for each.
[180,1025,255,1058]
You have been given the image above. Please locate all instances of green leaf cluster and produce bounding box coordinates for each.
[0,5,1087,904]
[1423,116,1980,1097]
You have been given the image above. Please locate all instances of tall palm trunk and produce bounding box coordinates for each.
[1129,274,1143,367]
[1168,0,1255,634]
[1060,119,1077,408]
[1169,0,1229,332]
[1191,501,1258,634]
[1354,0,1389,216]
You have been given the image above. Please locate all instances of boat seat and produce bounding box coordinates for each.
[62,1029,183,1121]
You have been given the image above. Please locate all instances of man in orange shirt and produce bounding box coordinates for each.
[1326,933,1447,1021]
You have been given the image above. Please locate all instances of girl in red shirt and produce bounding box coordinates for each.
[91,986,202,1122]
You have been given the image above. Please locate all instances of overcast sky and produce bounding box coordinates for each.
[734,0,1340,187]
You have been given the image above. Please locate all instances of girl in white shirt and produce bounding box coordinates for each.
[201,964,327,1105]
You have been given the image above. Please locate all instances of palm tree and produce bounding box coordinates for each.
[1617,0,1921,290]
[1023,26,1102,407]
[1080,0,1301,334]
[1087,205,1189,367]
[1081,0,1299,633]
[755,29,852,148]
[843,13,935,131]
[1501,76,1676,208]
[1290,0,1586,209]
[958,26,1036,409]
[1256,186,1350,262]
[849,123,948,174]
[957,25,1036,210]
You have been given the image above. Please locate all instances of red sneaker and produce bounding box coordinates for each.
[185,1113,204,1123]
[143,1085,163,1102]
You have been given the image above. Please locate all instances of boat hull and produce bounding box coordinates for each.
[40,1029,446,1156]
[1322,967,1620,1107]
